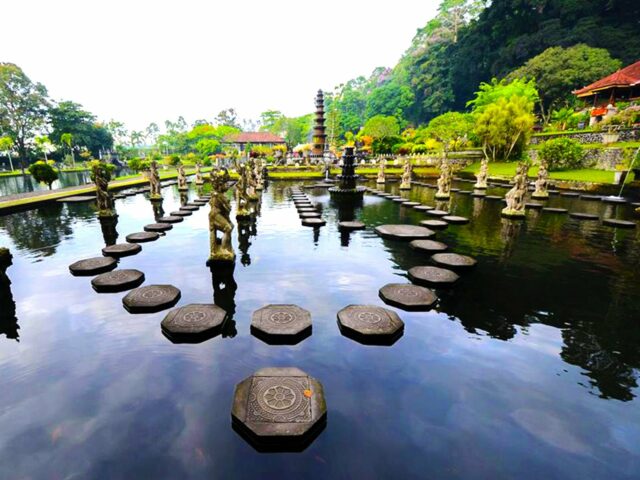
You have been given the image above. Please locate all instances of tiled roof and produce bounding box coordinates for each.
[223,132,285,143]
[574,60,640,96]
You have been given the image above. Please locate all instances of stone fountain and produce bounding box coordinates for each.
[328,147,365,198]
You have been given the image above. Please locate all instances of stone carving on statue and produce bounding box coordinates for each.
[376,157,386,184]
[147,160,162,199]
[177,163,188,190]
[91,161,116,217]
[435,159,452,200]
[502,162,528,217]
[246,158,258,200]
[532,160,549,199]
[474,158,489,189]
[195,162,204,185]
[255,158,264,191]
[235,164,252,218]
[208,169,235,263]
[399,158,412,190]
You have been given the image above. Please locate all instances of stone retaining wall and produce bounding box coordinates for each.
[530,128,640,145]
[527,148,629,170]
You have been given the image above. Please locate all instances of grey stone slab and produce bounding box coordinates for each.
[338,221,366,231]
[375,224,435,240]
[580,195,602,201]
[57,195,95,203]
[409,240,448,253]
[144,223,173,232]
[251,304,312,344]
[442,215,469,225]
[401,201,421,207]
[379,283,437,311]
[302,218,326,227]
[299,212,321,219]
[426,209,449,217]
[420,219,448,230]
[432,253,477,269]
[69,256,117,276]
[102,242,141,258]
[170,210,192,217]
[179,206,199,212]
[525,203,544,209]
[602,218,636,229]
[126,231,160,243]
[601,196,627,204]
[408,266,459,287]
[123,284,181,313]
[413,205,434,212]
[560,192,579,197]
[337,305,403,346]
[158,215,184,223]
[92,269,145,293]
[161,303,227,343]
[542,207,568,214]
[569,212,599,220]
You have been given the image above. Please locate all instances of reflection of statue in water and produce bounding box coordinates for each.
[177,164,188,191]
[474,158,489,189]
[0,248,19,341]
[399,158,412,190]
[152,199,165,222]
[502,162,528,218]
[499,217,522,262]
[99,216,119,246]
[235,164,252,219]
[376,158,386,184]
[208,169,235,264]
[195,162,204,185]
[435,159,451,199]
[237,219,253,266]
[210,264,238,338]
[147,160,162,200]
[91,161,116,218]
[179,190,188,207]
[532,160,549,199]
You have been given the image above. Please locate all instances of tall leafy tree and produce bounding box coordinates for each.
[48,101,113,157]
[0,63,49,172]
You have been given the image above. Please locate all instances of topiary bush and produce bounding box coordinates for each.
[28,161,59,189]
[538,137,585,171]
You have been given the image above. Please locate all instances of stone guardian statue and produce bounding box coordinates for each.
[91,161,116,218]
[532,160,549,199]
[208,169,235,264]
[502,162,528,218]
[399,158,412,190]
[474,158,489,189]
[177,163,188,191]
[435,159,452,200]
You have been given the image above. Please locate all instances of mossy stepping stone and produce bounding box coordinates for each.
[401,201,420,207]
[569,212,599,220]
[580,195,601,201]
[392,198,408,203]
[337,305,403,345]
[144,223,173,232]
[69,256,117,276]
[542,207,568,214]
[158,215,183,223]
[485,195,503,201]
[92,269,145,293]
[420,219,448,230]
[408,266,459,287]
[442,215,469,224]
[378,283,437,311]
[375,224,435,240]
[161,303,227,343]
[457,191,472,195]
[602,218,636,229]
[126,231,160,243]
[102,242,141,258]
[300,212,321,218]
[302,218,326,227]
[525,203,544,209]
[471,192,486,197]
[179,206,199,212]
[409,239,448,253]
[601,196,627,204]
[432,253,477,269]
[338,221,365,231]
[123,284,181,313]
[560,192,579,197]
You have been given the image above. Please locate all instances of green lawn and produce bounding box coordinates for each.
[460,162,622,184]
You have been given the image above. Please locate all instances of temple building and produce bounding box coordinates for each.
[222,132,286,152]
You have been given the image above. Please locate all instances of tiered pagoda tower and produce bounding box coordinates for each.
[312,90,327,157]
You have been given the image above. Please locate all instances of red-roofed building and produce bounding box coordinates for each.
[574,60,640,105]
[223,132,286,152]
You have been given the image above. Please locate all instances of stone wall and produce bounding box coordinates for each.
[527,147,629,170]
[530,128,640,145]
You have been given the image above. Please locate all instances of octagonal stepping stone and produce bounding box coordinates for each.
[338,221,365,231]
[560,192,579,197]
[179,206,199,212]
[158,215,183,223]
[401,201,420,207]
[57,195,95,203]
[525,203,544,209]
[379,283,437,311]
[144,222,173,232]
[420,219,448,230]
[91,269,145,293]
[548,190,560,195]
[457,191,472,195]
[297,207,317,213]
[413,205,434,212]
[426,209,449,217]
[126,231,159,243]
[602,218,636,229]
[485,195,503,201]
[161,303,227,343]
[302,218,326,227]
[192,200,208,206]
[69,256,118,276]
[170,210,191,217]
[542,207,568,214]
[375,224,434,240]
[569,212,599,220]
[392,198,408,203]
[113,194,126,199]
[122,284,181,313]
[294,202,312,207]
[443,215,469,225]
[601,196,627,204]
[299,212,321,219]
[432,253,477,269]
[102,242,141,258]
[251,304,312,345]
[580,195,601,201]
[408,266,459,287]
[232,367,326,450]
[337,305,404,346]
[471,192,486,197]
[388,195,401,200]
[379,193,392,198]
[450,188,460,192]
[410,239,448,253]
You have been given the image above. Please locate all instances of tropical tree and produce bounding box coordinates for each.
[28,161,58,189]
[0,63,50,172]
[48,101,113,157]
[426,112,475,157]
[34,136,55,162]
[550,107,574,131]
[0,136,14,171]
[60,133,75,166]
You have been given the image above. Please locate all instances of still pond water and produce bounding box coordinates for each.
[0,180,638,479]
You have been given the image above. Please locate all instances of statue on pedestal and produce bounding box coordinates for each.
[254,158,264,191]
[502,162,528,218]
[147,159,162,200]
[376,158,386,184]
[208,169,235,263]
[195,162,204,185]
[399,158,412,190]
[532,160,549,199]
[235,164,251,219]
[474,159,489,189]
[246,158,259,200]
[177,164,188,191]
[91,161,116,218]
[435,159,452,200]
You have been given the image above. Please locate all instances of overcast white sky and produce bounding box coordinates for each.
[2,0,439,131]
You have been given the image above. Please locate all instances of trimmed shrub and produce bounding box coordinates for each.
[539,137,584,171]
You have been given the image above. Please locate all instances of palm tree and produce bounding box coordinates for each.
[551,107,574,131]
[61,133,75,167]
[0,136,14,171]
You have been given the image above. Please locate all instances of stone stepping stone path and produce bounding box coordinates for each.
[408,266,459,287]
[525,203,544,209]
[379,283,437,311]
[126,231,160,243]
[231,367,326,449]
[144,223,173,232]
[426,209,449,217]
[392,198,408,203]
[414,205,434,212]
[442,215,469,225]
[338,221,366,231]
[548,190,560,195]
[251,304,312,345]
[158,215,183,223]
[69,256,117,276]
[432,253,477,270]
[581,195,601,201]
[485,195,503,201]
[542,207,568,214]
[113,194,126,199]
[410,239,448,253]
[337,305,404,346]
[297,207,317,213]
[192,200,208,206]
[388,195,402,200]
[302,218,326,227]
[102,243,141,258]
[299,212,321,218]
[560,192,579,197]
[375,224,435,240]
[170,210,192,217]
[57,196,95,203]
[401,201,420,207]
[602,218,636,229]
[601,196,627,204]
[457,191,472,195]
[179,206,199,212]
[161,303,227,343]
[471,192,486,197]
[91,269,145,293]
[123,284,181,313]
[569,212,599,220]
[420,219,448,230]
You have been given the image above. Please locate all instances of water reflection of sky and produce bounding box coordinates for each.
[0,181,638,479]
